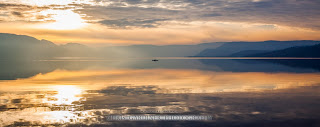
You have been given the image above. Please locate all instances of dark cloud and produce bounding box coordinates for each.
[204,0,320,29]
[99,18,168,28]
[11,11,24,17]
[77,6,179,19]
[1,0,320,29]
[75,0,320,29]
[202,13,222,17]
[0,3,31,8]
[92,0,161,5]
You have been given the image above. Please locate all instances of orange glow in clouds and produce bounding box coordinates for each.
[36,10,88,30]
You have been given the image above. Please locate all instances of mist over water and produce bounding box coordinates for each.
[0,58,320,126]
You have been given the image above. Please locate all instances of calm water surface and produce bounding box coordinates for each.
[0,58,320,126]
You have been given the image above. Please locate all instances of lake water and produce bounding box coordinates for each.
[0,58,320,126]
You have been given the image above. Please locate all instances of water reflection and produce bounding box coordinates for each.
[0,59,319,126]
[1,59,320,80]
[1,84,320,126]
[49,86,82,105]
[1,69,320,92]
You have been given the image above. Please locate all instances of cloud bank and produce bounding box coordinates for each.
[0,0,320,45]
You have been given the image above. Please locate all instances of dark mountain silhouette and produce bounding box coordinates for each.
[0,33,57,60]
[0,33,224,59]
[0,33,100,60]
[247,44,320,57]
[195,41,320,57]
[1,33,320,59]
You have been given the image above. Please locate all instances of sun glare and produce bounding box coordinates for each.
[38,10,88,30]
[50,85,82,105]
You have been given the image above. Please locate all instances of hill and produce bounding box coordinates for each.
[2,33,320,60]
[247,44,320,57]
[0,33,224,59]
[195,41,320,57]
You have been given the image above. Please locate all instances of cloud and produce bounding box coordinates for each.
[0,2,87,22]
[11,11,23,17]
[0,3,31,8]
[73,0,320,29]
[99,18,168,28]
[1,0,320,29]
[0,0,320,44]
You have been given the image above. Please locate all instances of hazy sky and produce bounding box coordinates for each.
[0,0,320,45]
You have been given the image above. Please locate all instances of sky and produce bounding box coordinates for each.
[0,0,320,46]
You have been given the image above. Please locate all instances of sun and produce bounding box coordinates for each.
[37,10,88,30]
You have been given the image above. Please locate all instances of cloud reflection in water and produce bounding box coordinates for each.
[0,67,319,126]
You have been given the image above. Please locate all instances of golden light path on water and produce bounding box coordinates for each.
[48,85,82,105]
[0,85,85,125]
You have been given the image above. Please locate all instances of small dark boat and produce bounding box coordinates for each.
[152,59,159,61]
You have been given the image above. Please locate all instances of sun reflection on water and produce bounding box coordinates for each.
[48,85,82,105]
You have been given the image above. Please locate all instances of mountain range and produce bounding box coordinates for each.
[1,33,320,60]
[246,44,320,57]
[0,33,224,60]
[195,41,320,57]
